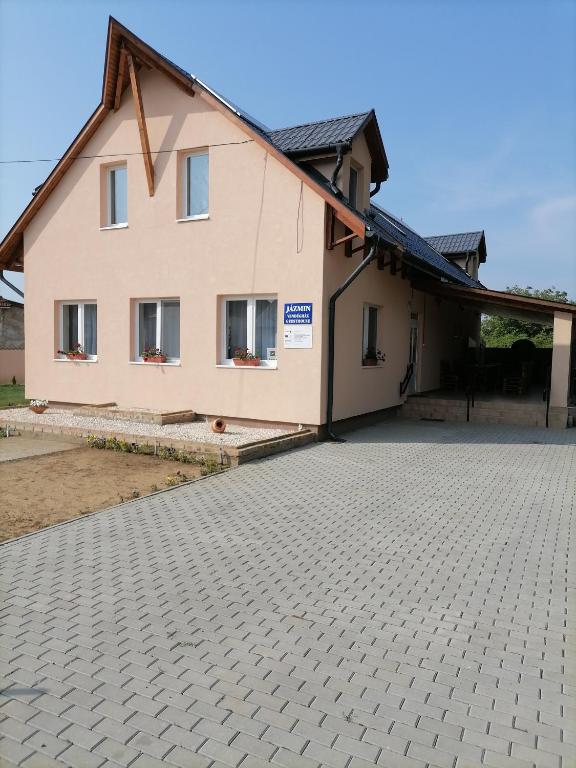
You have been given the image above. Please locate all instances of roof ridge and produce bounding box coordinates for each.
[425,230,484,239]
[267,111,372,135]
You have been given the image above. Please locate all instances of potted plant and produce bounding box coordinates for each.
[58,343,87,360]
[232,347,261,367]
[363,347,386,367]
[143,347,167,363]
[29,399,49,414]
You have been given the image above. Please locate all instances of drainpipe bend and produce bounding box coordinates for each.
[326,230,380,441]
[329,144,347,196]
[0,270,24,299]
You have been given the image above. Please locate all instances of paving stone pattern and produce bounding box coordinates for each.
[1,421,575,768]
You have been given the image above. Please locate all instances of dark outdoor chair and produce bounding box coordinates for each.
[502,361,533,396]
[440,360,459,391]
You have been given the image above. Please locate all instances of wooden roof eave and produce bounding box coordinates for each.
[101,19,365,237]
[0,103,109,270]
[0,17,367,271]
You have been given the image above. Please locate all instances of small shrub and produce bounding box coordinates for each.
[11,376,16,385]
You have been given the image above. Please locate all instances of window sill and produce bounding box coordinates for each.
[176,215,209,223]
[53,358,98,363]
[130,361,181,366]
[361,364,384,369]
[216,363,277,370]
[100,223,128,230]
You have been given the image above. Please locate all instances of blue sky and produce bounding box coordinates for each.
[1,0,575,302]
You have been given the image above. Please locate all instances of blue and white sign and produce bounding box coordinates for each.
[284,303,312,325]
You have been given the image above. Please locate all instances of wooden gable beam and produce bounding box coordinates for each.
[113,48,127,111]
[127,52,154,197]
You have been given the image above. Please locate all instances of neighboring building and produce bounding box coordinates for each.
[0,18,573,429]
[0,296,24,384]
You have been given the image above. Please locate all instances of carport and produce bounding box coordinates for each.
[410,282,576,428]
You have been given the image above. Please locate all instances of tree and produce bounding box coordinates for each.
[481,286,572,348]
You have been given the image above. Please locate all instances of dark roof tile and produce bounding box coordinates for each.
[425,232,484,254]
[267,112,372,153]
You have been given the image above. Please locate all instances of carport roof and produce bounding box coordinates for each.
[419,281,576,324]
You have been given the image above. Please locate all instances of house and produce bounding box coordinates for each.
[0,18,574,430]
[0,296,24,385]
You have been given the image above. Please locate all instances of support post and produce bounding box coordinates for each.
[549,311,573,428]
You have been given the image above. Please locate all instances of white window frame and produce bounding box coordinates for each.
[59,301,98,360]
[182,150,209,220]
[134,299,180,363]
[220,295,278,368]
[107,164,128,227]
[362,303,380,362]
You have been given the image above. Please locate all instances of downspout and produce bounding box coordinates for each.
[369,181,382,197]
[326,230,380,441]
[0,270,24,299]
[329,144,346,196]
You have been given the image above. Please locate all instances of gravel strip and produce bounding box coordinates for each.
[0,408,297,447]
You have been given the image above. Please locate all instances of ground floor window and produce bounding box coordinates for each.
[59,301,97,358]
[362,304,380,364]
[135,299,180,361]
[222,296,277,365]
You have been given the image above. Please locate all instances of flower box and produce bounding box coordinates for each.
[143,355,167,363]
[30,405,48,414]
[66,353,88,360]
[233,358,261,367]
[362,358,378,367]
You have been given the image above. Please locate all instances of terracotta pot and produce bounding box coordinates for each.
[211,417,226,433]
[233,358,260,367]
[143,355,167,363]
[363,358,378,367]
[67,353,88,360]
[30,405,48,414]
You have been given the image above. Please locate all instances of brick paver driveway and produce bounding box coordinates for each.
[1,421,575,768]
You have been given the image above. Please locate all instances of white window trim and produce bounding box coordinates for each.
[182,150,209,220]
[220,295,278,368]
[107,165,127,227]
[59,301,98,361]
[134,299,180,363]
[362,303,380,364]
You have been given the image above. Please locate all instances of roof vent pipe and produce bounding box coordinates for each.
[369,181,381,197]
[329,144,347,196]
[0,271,24,299]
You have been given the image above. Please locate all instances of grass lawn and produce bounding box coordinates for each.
[0,384,27,408]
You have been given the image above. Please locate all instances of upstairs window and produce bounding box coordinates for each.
[108,165,127,226]
[222,296,277,366]
[60,302,97,359]
[135,300,180,362]
[184,151,209,218]
[349,166,358,209]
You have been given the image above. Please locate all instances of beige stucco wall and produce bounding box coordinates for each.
[23,69,328,424]
[0,349,25,384]
[321,245,413,422]
[550,311,573,408]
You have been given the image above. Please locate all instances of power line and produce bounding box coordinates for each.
[0,139,254,165]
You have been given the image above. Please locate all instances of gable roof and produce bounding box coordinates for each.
[0,17,367,271]
[367,206,483,288]
[300,163,482,289]
[267,111,389,182]
[425,231,487,263]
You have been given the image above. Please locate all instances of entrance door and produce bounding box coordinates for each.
[408,313,419,394]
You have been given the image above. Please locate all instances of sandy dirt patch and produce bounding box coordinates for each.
[0,446,203,542]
